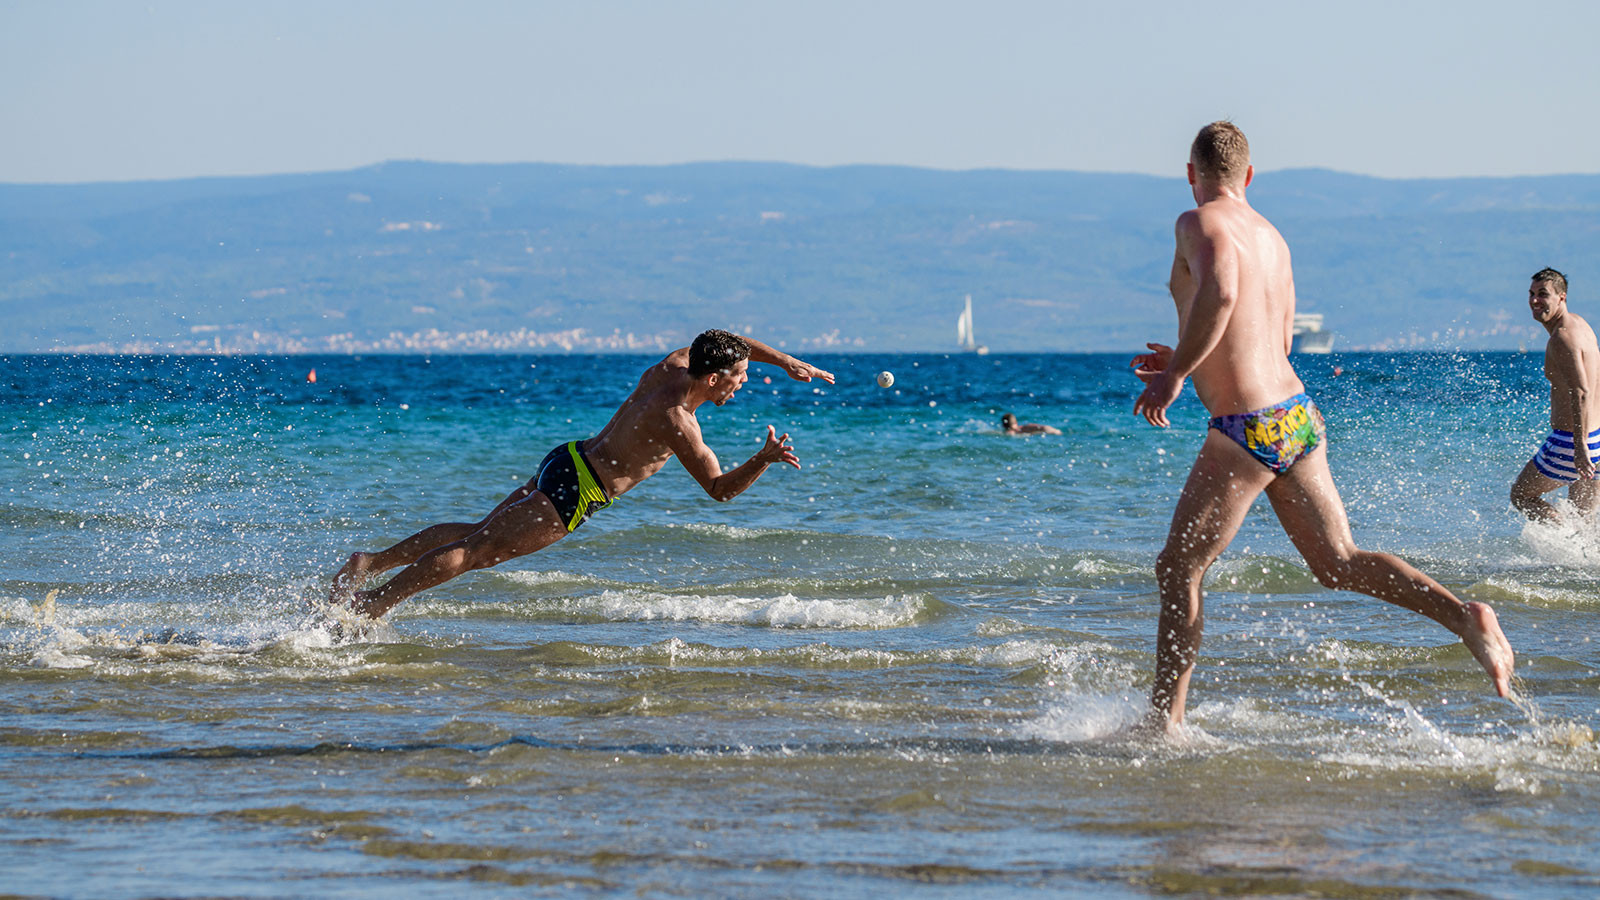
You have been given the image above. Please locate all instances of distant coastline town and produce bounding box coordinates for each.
[47,326,870,355]
[50,327,681,355]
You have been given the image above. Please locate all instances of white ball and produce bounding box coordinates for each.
[877,370,894,388]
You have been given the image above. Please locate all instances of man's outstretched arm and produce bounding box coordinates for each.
[739,335,836,384]
[668,411,800,502]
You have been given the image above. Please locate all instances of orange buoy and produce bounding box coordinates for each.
[307,368,317,384]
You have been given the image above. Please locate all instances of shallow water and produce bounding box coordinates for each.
[2,352,1598,897]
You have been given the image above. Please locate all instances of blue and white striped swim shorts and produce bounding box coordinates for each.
[1531,428,1600,483]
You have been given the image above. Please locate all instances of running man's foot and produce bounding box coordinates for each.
[330,551,374,604]
[1461,601,1515,698]
[1132,708,1190,744]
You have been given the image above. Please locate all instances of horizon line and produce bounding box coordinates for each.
[7,158,1600,189]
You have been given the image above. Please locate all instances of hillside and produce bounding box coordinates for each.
[2,162,1597,352]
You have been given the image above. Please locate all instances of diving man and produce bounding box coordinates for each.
[332,330,834,618]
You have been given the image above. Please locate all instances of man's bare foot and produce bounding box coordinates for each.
[1106,707,1188,744]
[330,552,374,604]
[1460,601,1515,698]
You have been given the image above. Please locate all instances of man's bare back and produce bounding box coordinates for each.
[331,330,834,618]
[1131,121,1512,736]
[1162,198,1303,417]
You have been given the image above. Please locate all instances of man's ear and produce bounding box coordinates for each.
[1243,164,1254,188]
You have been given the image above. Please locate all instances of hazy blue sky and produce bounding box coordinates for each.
[4,0,1597,183]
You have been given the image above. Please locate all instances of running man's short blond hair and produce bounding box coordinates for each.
[1190,121,1251,184]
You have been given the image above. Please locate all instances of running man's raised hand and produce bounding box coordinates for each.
[1130,342,1174,384]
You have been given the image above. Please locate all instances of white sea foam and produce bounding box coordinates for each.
[573,637,902,668]
[1520,513,1600,568]
[669,522,784,541]
[8,586,396,674]
[556,590,925,629]
[1473,573,1598,610]
[1309,638,1385,666]
[497,569,603,587]
[969,639,1061,667]
[1017,693,1146,743]
[1188,695,1316,737]
[28,626,95,669]
[1036,642,1144,691]
[1069,558,1126,576]
[1015,640,1156,743]
[1189,675,1600,783]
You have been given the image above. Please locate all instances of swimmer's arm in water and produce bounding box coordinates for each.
[1549,329,1595,477]
[667,410,798,502]
[1135,212,1240,428]
[738,334,836,384]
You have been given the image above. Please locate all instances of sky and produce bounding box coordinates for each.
[4,0,1598,184]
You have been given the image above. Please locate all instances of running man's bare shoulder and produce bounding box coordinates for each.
[1548,318,1593,359]
[1173,207,1205,245]
[1543,324,1590,389]
[1570,312,1600,351]
[1174,206,1235,261]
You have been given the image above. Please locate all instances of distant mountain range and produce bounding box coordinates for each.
[2,161,1597,353]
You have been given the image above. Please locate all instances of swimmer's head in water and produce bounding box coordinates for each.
[688,329,751,378]
[1190,120,1250,185]
[1001,413,1018,431]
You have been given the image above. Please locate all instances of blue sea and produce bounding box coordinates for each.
[2,351,1597,898]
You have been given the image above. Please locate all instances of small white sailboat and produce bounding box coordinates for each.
[956,294,990,354]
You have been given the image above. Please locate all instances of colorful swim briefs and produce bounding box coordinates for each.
[1208,392,1326,474]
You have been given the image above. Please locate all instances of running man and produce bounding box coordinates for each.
[1132,122,1513,733]
[1510,268,1600,520]
[331,329,834,618]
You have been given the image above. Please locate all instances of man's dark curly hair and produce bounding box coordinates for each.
[688,329,750,377]
[1533,267,1568,296]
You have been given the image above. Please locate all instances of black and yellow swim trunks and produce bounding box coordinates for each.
[534,440,612,532]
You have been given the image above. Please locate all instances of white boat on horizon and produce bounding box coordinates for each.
[957,294,990,354]
[1292,312,1335,354]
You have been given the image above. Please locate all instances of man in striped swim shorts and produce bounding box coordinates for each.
[1512,268,1600,521]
